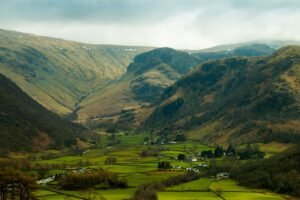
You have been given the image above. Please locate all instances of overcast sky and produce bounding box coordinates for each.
[1,0,300,49]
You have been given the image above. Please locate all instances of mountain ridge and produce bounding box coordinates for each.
[75,48,201,128]
[0,28,153,116]
[144,46,300,145]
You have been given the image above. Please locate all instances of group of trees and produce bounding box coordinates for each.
[0,170,36,200]
[230,145,300,197]
[200,144,264,160]
[0,159,31,171]
[157,161,172,170]
[237,144,265,159]
[133,172,202,200]
[59,170,127,190]
[175,134,186,142]
[140,147,163,157]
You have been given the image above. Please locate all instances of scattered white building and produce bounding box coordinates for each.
[36,176,55,185]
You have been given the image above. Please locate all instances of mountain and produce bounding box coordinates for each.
[0,74,84,153]
[0,29,152,116]
[192,44,276,63]
[145,46,300,145]
[76,48,200,128]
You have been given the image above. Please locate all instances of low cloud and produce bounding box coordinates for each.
[0,0,300,49]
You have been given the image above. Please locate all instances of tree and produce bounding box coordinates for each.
[226,144,236,156]
[36,165,49,179]
[134,184,158,200]
[177,154,186,161]
[214,146,224,158]
[157,161,172,170]
[237,144,265,160]
[175,134,186,141]
[201,150,214,158]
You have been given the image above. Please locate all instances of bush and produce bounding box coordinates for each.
[177,154,186,161]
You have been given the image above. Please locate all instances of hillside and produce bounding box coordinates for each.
[0,29,152,116]
[145,46,300,145]
[76,48,200,128]
[0,74,84,153]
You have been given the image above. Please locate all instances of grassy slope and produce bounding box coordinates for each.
[0,29,152,116]
[145,46,300,145]
[76,48,200,127]
[0,74,83,153]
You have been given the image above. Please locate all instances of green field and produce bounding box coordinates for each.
[221,192,285,200]
[162,178,287,200]
[209,179,252,192]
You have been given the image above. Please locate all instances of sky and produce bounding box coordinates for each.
[0,0,300,49]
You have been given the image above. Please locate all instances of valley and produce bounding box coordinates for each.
[0,29,299,200]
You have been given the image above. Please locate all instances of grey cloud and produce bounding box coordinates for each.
[0,0,205,24]
[0,0,300,49]
[1,0,299,24]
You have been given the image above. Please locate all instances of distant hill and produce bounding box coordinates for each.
[0,74,84,153]
[0,29,152,116]
[193,44,276,63]
[76,48,200,128]
[145,46,300,145]
[192,40,300,53]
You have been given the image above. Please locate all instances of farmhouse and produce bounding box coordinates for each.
[216,172,229,179]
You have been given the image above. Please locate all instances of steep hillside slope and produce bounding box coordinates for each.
[145,46,300,145]
[0,74,83,153]
[0,29,152,116]
[76,48,200,128]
